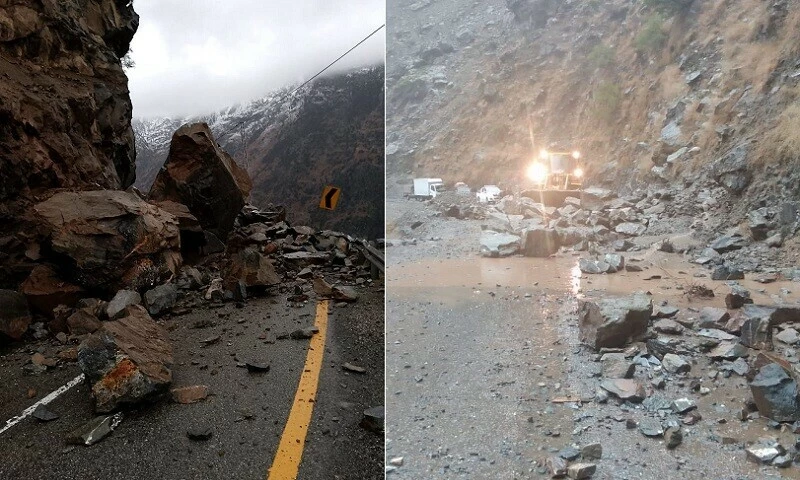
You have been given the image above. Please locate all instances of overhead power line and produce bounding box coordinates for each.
[215,23,385,145]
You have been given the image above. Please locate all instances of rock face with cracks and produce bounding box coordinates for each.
[34,190,182,292]
[749,363,800,422]
[78,305,173,413]
[148,123,252,240]
[578,293,653,349]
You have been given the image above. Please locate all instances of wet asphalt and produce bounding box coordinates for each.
[0,283,383,480]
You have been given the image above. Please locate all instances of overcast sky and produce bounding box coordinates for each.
[128,0,385,118]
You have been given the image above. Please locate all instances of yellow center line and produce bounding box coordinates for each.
[267,300,329,480]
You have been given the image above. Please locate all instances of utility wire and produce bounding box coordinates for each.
[214,23,385,145]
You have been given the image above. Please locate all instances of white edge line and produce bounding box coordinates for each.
[0,373,85,435]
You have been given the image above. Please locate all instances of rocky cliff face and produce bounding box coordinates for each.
[134,66,385,239]
[0,0,139,199]
[0,0,139,287]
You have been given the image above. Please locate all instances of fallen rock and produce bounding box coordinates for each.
[66,413,124,446]
[522,227,559,257]
[603,253,625,272]
[638,417,664,436]
[187,426,213,441]
[776,328,800,345]
[148,122,252,239]
[707,342,749,360]
[581,443,602,460]
[662,353,691,374]
[546,456,568,477]
[579,293,652,349]
[712,265,744,280]
[225,247,281,291]
[601,353,635,378]
[740,305,774,350]
[106,290,142,319]
[567,463,596,479]
[170,385,209,404]
[653,319,683,334]
[78,305,173,413]
[34,191,182,292]
[710,235,747,253]
[698,307,730,328]
[32,404,59,422]
[67,310,102,335]
[671,398,696,414]
[0,290,32,341]
[143,283,178,316]
[479,230,520,257]
[20,265,84,317]
[725,285,752,309]
[615,222,646,236]
[745,439,784,465]
[749,363,800,422]
[664,427,682,449]
[600,379,646,403]
[360,406,384,433]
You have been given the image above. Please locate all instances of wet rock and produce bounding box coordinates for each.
[600,379,646,403]
[745,439,784,464]
[664,427,682,449]
[710,235,747,253]
[479,230,520,257]
[672,398,696,414]
[67,310,102,335]
[603,253,625,272]
[638,418,664,437]
[32,404,59,422]
[522,227,559,257]
[546,455,568,477]
[712,265,744,280]
[144,283,177,316]
[148,122,251,239]
[106,290,142,320]
[78,305,173,413]
[601,353,635,378]
[578,258,603,274]
[0,290,32,341]
[740,305,774,350]
[579,293,652,349]
[653,319,683,334]
[20,265,84,317]
[725,285,752,309]
[66,413,124,446]
[360,406,384,433]
[224,247,281,291]
[698,307,730,328]
[581,443,602,460]
[707,342,749,360]
[776,328,800,345]
[662,353,691,374]
[615,222,646,236]
[567,463,596,479]
[34,191,182,292]
[749,363,800,422]
[187,426,213,441]
[170,385,209,404]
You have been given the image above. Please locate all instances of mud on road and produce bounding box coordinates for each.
[385,195,800,479]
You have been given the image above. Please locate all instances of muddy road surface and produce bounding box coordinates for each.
[386,194,800,479]
[0,284,384,480]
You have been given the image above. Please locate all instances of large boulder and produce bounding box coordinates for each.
[579,293,653,349]
[34,191,182,292]
[479,230,520,257]
[148,123,252,240]
[522,227,559,257]
[0,290,32,341]
[78,305,173,413]
[749,363,800,422]
[224,247,281,291]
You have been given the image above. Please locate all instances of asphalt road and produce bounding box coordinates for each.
[0,283,383,480]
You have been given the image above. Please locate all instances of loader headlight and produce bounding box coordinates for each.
[527,162,548,183]
[572,150,581,160]
[573,167,584,178]
[539,149,549,160]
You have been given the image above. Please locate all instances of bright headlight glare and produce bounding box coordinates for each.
[527,162,548,183]
[574,168,584,178]
[539,149,549,160]
[572,150,581,159]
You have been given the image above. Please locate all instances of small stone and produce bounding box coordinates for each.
[672,398,697,414]
[601,353,635,378]
[32,404,59,422]
[290,327,319,339]
[546,456,568,477]
[567,462,596,479]
[682,411,702,425]
[360,406,384,433]
[389,457,404,467]
[343,362,366,373]
[664,427,682,449]
[639,418,664,437]
[653,319,683,334]
[66,413,123,446]
[625,418,637,429]
[581,443,602,460]
[662,353,691,374]
[246,361,270,373]
[600,378,646,403]
[170,385,209,404]
[187,426,213,441]
[558,445,581,461]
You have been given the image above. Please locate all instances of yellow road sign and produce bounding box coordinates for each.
[319,186,341,210]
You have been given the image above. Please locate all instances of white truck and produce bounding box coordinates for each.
[476,185,502,203]
[409,178,444,199]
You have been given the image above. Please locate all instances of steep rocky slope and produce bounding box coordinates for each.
[387,0,800,234]
[0,0,139,286]
[134,66,385,239]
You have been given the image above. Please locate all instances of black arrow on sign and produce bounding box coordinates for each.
[324,187,339,209]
